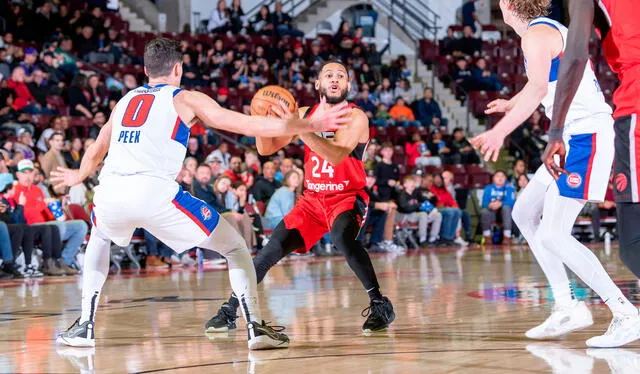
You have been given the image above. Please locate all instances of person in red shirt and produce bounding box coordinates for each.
[7,66,55,114]
[429,173,461,245]
[222,155,254,187]
[14,159,87,272]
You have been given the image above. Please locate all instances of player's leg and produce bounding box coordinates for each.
[617,203,640,278]
[500,206,513,242]
[196,216,289,349]
[329,210,395,332]
[206,220,307,332]
[56,226,112,348]
[537,183,640,347]
[512,167,585,339]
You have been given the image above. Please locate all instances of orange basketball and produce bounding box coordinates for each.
[250,85,296,116]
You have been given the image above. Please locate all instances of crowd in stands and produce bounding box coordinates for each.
[0,0,616,278]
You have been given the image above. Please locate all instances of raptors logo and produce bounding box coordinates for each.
[616,172,628,192]
[200,206,212,221]
[567,173,583,188]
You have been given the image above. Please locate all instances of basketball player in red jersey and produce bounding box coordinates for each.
[205,60,395,333]
[542,0,640,348]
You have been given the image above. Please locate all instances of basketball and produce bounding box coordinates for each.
[250,85,296,116]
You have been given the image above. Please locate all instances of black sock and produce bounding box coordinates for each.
[367,287,383,301]
[228,293,240,310]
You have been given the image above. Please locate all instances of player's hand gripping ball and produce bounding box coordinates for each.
[250,85,296,116]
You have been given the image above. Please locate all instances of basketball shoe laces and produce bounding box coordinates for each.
[603,315,626,337]
[361,300,385,319]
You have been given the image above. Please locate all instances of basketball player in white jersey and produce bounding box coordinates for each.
[470,0,640,347]
[50,38,351,350]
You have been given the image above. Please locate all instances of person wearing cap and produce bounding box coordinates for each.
[20,48,38,79]
[358,170,404,253]
[207,142,231,172]
[397,175,442,247]
[252,161,281,205]
[204,153,223,180]
[0,176,64,276]
[13,159,87,273]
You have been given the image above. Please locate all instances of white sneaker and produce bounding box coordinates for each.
[525,301,593,339]
[586,311,640,348]
[181,254,196,266]
[380,241,406,253]
[587,348,640,373]
[24,264,43,278]
[454,237,469,247]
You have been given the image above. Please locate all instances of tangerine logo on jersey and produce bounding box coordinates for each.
[616,172,628,192]
[306,180,350,192]
[567,173,582,188]
[200,206,212,221]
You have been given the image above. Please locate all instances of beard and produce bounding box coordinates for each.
[319,86,348,104]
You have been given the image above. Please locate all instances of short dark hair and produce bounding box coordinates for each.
[144,38,182,78]
[319,59,348,74]
[49,131,64,141]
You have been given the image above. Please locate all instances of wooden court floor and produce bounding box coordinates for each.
[1,243,639,373]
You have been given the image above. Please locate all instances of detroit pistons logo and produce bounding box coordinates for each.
[567,173,582,188]
[200,206,212,221]
[616,172,628,192]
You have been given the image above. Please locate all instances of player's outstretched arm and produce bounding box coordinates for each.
[176,90,351,138]
[471,27,554,162]
[254,106,307,156]
[542,0,594,179]
[298,104,368,166]
[50,119,113,188]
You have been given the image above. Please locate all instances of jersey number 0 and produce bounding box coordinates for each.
[122,94,155,127]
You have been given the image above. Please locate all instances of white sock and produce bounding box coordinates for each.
[512,177,574,308]
[199,217,261,323]
[504,230,511,238]
[80,228,111,324]
[538,184,637,316]
[483,230,491,237]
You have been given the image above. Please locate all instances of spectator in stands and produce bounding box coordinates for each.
[76,25,98,60]
[416,87,445,129]
[427,131,451,164]
[27,69,57,112]
[214,176,256,249]
[14,128,36,161]
[36,116,63,153]
[68,74,93,118]
[442,170,472,242]
[19,47,38,79]
[183,157,198,177]
[223,156,243,183]
[451,58,475,96]
[375,143,400,201]
[397,175,441,247]
[508,159,527,186]
[0,140,19,168]
[87,75,109,114]
[252,161,281,205]
[271,1,303,37]
[480,171,516,245]
[39,52,64,86]
[389,97,420,127]
[441,27,457,57]
[516,174,529,197]
[373,103,392,127]
[14,159,87,272]
[182,53,202,86]
[472,58,506,93]
[431,174,463,246]
[229,0,248,34]
[375,78,395,108]
[389,55,411,84]
[39,132,68,195]
[208,0,231,34]
[448,127,479,164]
[393,78,416,103]
[144,230,180,267]
[347,68,359,100]
[405,132,423,168]
[205,154,223,180]
[87,111,106,139]
[334,20,355,58]
[262,170,299,230]
[251,5,274,35]
[185,136,204,163]
[63,137,84,169]
[591,182,616,242]
[8,66,53,114]
[275,158,293,182]
[462,0,478,31]
[0,49,11,79]
[207,142,231,173]
[194,164,224,211]
[355,88,376,118]
[454,25,481,57]
[364,141,380,171]
[359,170,403,252]
[359,63,377,91]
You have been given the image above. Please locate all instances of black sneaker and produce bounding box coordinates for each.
[56,318,95,347]
[247,320,290,350]
[2,262,22,278]
[0,270,13,279]
[205,302,238,332]
[361,297,395,332]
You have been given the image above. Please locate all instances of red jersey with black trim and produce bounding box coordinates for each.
[594,0,640,118]
[301,103,368,194]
